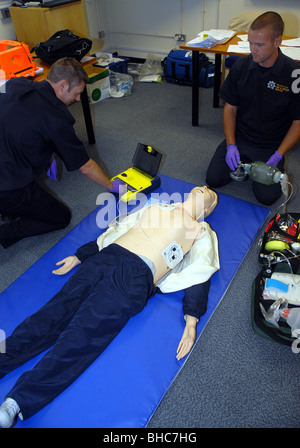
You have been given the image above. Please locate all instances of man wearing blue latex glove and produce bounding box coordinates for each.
[225,144,240,171]
[109,179,127,194]
[0,58,114,249]
[47,155,58,181]
[206,11,300,205]
[266,150,282,166]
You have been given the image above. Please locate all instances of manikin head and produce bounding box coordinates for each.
[184,186,218,221]
[248,11,283,67]
[47,57,89,105]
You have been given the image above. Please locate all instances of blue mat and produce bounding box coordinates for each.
[0,175,270,428]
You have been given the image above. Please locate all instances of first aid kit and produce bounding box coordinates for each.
[252,212,300,345]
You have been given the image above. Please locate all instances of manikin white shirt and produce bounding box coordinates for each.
[96,202,220,293]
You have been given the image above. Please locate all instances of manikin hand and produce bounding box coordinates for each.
[176,315,197,360]
[52,255,81,275]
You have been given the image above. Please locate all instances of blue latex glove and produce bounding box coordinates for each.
[266,150,282,166]
[109,179,127,194]
[47,155,57,181]
[226,144,240,171]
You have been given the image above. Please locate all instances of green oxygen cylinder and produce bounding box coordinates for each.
[243,161,283,185]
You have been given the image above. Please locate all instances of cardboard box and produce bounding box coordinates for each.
[87,69,110,103]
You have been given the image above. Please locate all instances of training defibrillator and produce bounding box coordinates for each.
[111,143,163,202]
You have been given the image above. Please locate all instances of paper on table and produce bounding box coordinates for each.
[227,44,250,54]
[237,34,248,42]
[237,35,300,48]
[186,35,220,48]
[281,38,300,47]
[197,29,236,40]
[280,46,300,60]
[186,29,236,48]
[227,43,300,59]
[237,41,250,49]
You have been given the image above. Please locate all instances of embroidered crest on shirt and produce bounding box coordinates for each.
[267,80,290,93]
[267,80,276,89]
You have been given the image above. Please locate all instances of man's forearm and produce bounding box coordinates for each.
[79,158,113,190]
[277,120,300,157]
[223,103,237,145]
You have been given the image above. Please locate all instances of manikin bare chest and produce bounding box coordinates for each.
[115,204,202,283]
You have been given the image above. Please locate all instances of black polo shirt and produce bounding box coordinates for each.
[0,78,90,191]
[220,49,300,150]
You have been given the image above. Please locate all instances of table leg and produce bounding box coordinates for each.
[81,86,96,145]
[192,50,199,126]
[213,53,222,108]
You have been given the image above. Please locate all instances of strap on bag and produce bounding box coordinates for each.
[171,61,190,84]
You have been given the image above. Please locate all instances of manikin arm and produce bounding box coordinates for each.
[52,240,99,275]
[176,315,197,360]
[52,255,81,275]
[176,280,210,360]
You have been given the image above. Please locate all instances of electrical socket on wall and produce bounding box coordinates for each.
[98,31,105,38]
[175,34,186,42]
[0,8,10,19]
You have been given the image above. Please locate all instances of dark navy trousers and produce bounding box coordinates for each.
[0,245,156,419]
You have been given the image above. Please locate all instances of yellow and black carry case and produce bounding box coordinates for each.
[112,143,163,202]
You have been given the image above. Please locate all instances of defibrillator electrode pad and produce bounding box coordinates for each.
[162,241,184,269]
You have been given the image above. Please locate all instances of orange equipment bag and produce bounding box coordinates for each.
[0,40,38,80]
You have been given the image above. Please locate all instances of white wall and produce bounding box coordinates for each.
[0,0,16,40]
[1,0,300,57]
[87,0,300,58]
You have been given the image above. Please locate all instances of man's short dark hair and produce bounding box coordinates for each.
[47,57,89,90]
[250,11,284,40]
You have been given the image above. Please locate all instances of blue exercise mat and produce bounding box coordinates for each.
[0,175,270,428]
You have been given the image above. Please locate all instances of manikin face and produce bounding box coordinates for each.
[55,80,86,105]
[248,26,281,67]
[189,186,217,220]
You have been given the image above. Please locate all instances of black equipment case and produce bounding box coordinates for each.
[251,212,300,345]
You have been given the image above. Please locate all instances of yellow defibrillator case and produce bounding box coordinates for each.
[112,143,163,202]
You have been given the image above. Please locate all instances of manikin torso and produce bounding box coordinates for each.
[115,203,203,284]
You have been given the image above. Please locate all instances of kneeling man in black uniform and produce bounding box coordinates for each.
[0,57,121,248]
[206,11,300,205]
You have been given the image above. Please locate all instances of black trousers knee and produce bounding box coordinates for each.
[0,182,71,248]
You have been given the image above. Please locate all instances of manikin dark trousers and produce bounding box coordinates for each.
[0,245,156,420]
